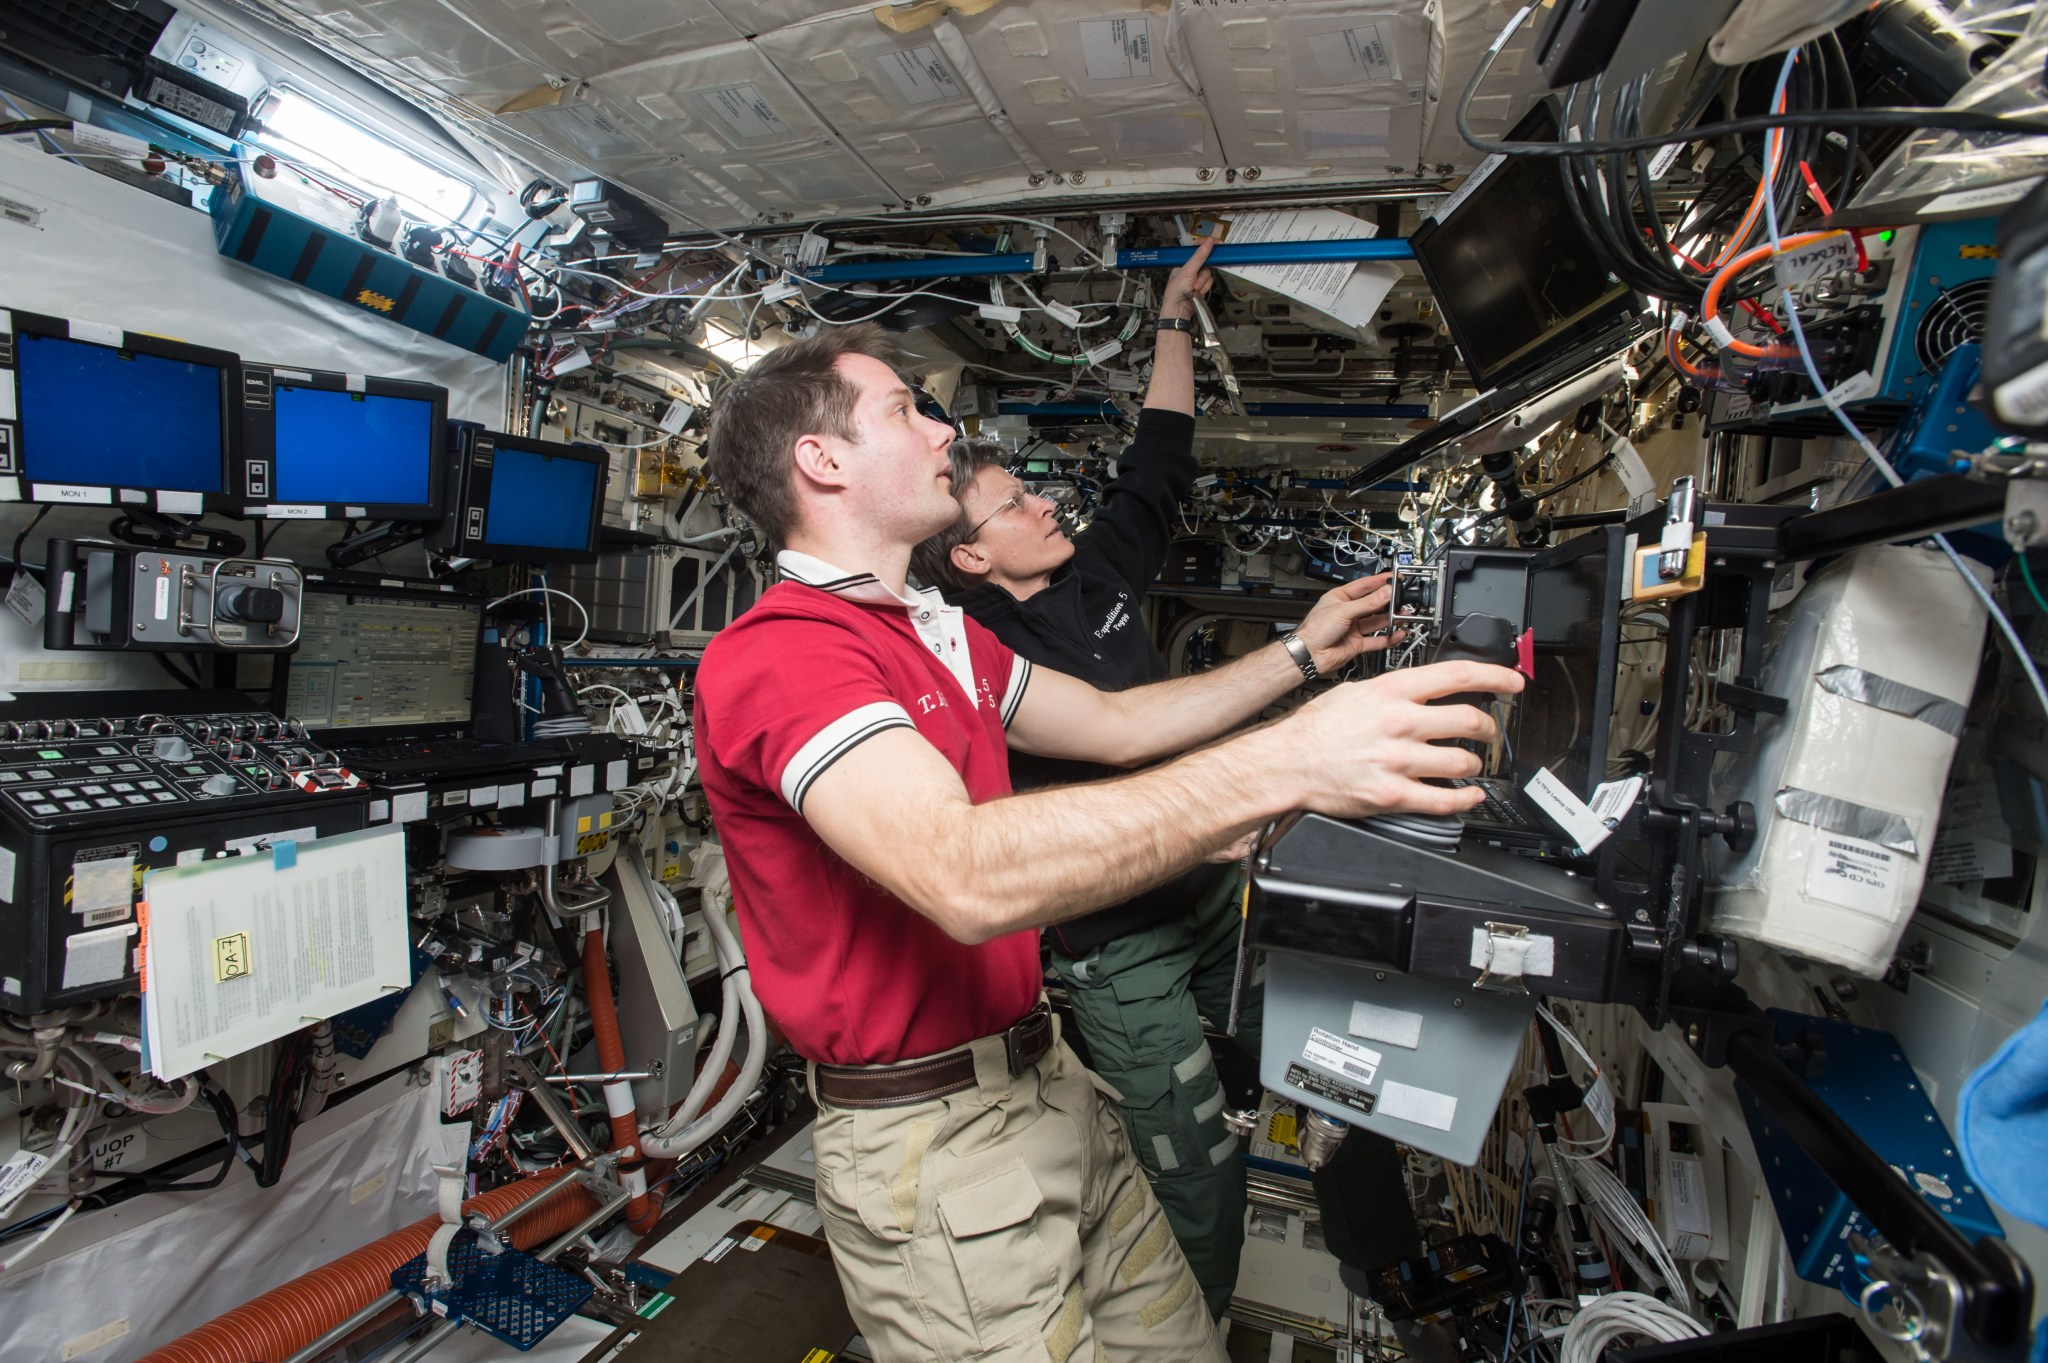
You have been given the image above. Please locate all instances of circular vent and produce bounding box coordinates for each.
[1915,278,1993,374]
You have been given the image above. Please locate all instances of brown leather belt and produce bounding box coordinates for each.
[813,1004,1054,1110]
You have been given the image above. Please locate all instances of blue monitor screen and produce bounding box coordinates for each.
[484,445,600,552]
[15,332,226,492]
[273,384,436,506]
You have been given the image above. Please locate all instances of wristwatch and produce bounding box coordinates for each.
[1282,633,1319,683]
[1155,316,1198,335]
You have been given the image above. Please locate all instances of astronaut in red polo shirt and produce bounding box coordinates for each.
[694,323,1519,1362]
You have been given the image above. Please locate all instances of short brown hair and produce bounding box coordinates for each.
[703,323,898,551]
[909,439,1011,592]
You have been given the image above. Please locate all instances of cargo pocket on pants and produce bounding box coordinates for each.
[936,1161,1060,1354]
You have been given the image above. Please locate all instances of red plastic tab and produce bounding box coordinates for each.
[1515,628,1536,678]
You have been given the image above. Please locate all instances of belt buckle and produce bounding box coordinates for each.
[1003,1005,1047,1076]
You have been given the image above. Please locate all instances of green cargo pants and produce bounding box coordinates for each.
[1047,872,1264,1320]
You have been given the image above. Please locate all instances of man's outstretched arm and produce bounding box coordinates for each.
[1006,573,1403,768]
[802,659,1522,944]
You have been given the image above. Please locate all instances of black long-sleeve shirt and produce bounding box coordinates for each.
[951,408,1227,955]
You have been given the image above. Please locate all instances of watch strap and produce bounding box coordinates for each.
[1283,633,1319,682]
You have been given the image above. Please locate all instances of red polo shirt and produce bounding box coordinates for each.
[693,552,1041,1066]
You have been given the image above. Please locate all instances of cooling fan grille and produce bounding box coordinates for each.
[1914,278,1993,375]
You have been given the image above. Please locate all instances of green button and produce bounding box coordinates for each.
[37,750,61,760]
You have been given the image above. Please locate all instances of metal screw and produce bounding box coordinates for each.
[1452,997,1464,1008]
[1635,908,1650,922]
[2008,511,2038,542]
[1387,165,1406,174]
[1436,163,1454,174]
[1027,173,1046,188]
[1196,167,1215,182]
[1243,166,1261,181]
[1374,971,1386,982]
[1070,171,1086,184]
[915,194,932,206]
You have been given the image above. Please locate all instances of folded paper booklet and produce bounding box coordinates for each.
[141,824,410,1080]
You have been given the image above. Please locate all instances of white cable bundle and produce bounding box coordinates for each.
[1569,1157,1692,1309]
[1559,1292,1704,1363]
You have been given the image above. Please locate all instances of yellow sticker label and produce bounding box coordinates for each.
[659,863,682,881]
[800,1351,834,1363]
[575,832,610,856]
[577,815,592,835]
[355,290,396,313]
[213,931,251,982]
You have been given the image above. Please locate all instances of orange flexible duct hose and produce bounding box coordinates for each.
[582,926,660,1233]
[138,1169,599,1363]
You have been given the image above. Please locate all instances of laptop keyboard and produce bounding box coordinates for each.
[1452,778,1541,830]
[335,735,556,776]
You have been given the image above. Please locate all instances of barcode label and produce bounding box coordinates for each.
[1303,1027,1382,1086]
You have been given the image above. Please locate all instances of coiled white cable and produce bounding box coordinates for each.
[1559,1292,1703,1363]
[1570,1158,1691,1309]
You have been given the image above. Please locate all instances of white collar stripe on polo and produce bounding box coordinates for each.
[777,550,979,707]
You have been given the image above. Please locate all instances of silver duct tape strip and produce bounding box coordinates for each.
[1773,787,1919,856]
[1815,665,1967,737]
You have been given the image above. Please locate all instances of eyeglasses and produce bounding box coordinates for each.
[965,492,1027,540]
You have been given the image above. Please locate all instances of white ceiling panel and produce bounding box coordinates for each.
[1176,0,1439,175]
[755,7,1038,198]
[948,1,1226,172]
[285,0,553,104]
[586,40,899,221]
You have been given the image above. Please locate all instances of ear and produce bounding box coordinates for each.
[791,430,849,492]
[949,538,991,580]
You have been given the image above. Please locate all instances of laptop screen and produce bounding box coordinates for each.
[286,584,480,734]
[1411,103,1639,393]
[1516,527,1625,802]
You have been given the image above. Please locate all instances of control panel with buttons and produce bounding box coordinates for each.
[0,711,364,827]
[0,692,371,1012]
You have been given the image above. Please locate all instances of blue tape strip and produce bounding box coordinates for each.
[271,840,297,871]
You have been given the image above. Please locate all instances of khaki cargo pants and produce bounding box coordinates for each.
[809,1024,1228,1363]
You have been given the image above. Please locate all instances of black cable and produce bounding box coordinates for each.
[94,1083,241,1200]
[1474,99,2048,159]
[1458,12,2048,158]
[0,119,69,136]
[255,1031,308,1187]
[1822,31,1861,206]
[9,506,49,588]
[1477,451,1618,526]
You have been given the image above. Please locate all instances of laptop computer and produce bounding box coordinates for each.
[1452,526,1629,855]
[1347,102,1653,490]
[281,574,557,781]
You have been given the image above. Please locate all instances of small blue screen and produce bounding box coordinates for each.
[273,384,435,506]
[484,444,599,552]
[16,332,225,492]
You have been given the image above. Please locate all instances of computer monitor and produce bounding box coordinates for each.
[1516,525,1626,802]
[0,308,241,512]
[283,578,482,736]
[1409,103,1640,394]
[431,426,608,564]
[239,365,447,521]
